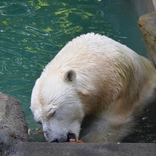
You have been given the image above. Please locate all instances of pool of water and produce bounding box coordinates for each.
[1,0,155,142]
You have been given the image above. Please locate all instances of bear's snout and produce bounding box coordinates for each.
[44,130,67,143]
[50,132,76,143]
[49,135,67,143]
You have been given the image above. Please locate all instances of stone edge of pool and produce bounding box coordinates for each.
[10,142,156,156]
[1,11,156,156]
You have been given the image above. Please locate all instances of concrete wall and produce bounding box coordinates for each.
[132,0,156,16]
[153,0,156,9]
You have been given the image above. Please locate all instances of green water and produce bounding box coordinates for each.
[1,0,154,142]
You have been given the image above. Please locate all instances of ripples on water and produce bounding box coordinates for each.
[0,0,155,142]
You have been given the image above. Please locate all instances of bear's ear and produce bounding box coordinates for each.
[64,69,76,82]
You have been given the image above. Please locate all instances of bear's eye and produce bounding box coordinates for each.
[48,111,56,118]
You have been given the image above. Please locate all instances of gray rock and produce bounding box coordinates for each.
[0,92,28,155]
[138,11,156,66]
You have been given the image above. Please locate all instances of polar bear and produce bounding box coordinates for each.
[31,33,156,143]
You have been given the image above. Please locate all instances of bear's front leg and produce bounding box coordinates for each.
[79,117,117,142]
[79,109,134,143]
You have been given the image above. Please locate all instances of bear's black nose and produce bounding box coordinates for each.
[66,132,76,142]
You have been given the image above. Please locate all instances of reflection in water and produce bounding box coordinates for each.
[0,0,155,142]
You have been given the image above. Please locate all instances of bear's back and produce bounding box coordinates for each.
[46,33,139,73]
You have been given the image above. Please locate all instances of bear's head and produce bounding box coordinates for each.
[31,69,85,142]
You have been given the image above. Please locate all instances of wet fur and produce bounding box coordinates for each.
[31,33,156,142]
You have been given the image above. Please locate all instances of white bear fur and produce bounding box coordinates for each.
[31,33,156,142]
